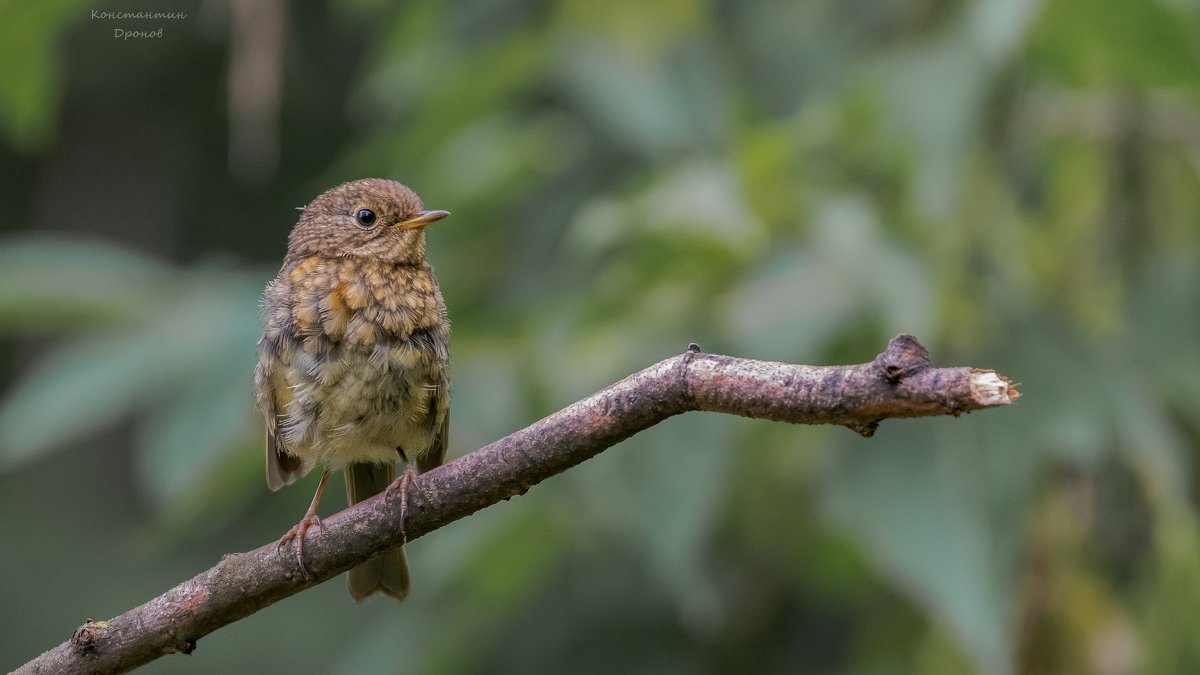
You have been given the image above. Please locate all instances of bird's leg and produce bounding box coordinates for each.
[277,467,330,577]
[385,449,420,544]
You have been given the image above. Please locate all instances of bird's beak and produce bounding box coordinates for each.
[399,209,451,230]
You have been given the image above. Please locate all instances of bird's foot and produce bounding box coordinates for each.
[385,464,422,544]
[277,513,323,577]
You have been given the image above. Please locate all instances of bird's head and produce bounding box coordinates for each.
[285,178,449,265]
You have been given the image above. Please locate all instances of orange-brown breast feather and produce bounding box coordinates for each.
[319,283,351,341]
[288,258,328,336]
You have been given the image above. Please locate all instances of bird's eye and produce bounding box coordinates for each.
[355,208,377,228]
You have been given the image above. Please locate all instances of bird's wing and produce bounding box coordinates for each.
[256,346,307,491]
[416,412,448,475]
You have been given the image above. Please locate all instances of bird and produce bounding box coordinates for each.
[253,178,451,601]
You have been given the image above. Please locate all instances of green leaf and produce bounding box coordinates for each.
[0,0,87,150]
[0,328,176,470]
[131,270,265,506]
[571,414,733,628]
[135,353,256,509]
[819,422,1016,675]
[0,236,171,331]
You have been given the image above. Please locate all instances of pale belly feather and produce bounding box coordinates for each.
[279,338,446,469]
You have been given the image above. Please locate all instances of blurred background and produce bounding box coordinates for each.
[2,0,1198,672]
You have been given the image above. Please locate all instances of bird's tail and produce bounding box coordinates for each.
[344,462,410,601]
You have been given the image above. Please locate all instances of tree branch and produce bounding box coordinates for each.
[15,334,1017,675]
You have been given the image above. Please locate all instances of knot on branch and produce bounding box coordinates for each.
[875,333,933,384]
[847,420,880,438]
[70,619,108,655]
[172,637,198,655]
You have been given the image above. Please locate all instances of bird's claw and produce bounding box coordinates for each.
[385,464,422,544]
[277,513,324,577]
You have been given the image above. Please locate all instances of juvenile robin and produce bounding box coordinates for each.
[253,178,451,601]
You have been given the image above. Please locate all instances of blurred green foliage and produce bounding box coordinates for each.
[1,0,1199,673]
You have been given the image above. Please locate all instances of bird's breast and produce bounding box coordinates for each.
[272,256,447,351]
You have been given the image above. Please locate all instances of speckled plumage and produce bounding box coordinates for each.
[254,178,451,602]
